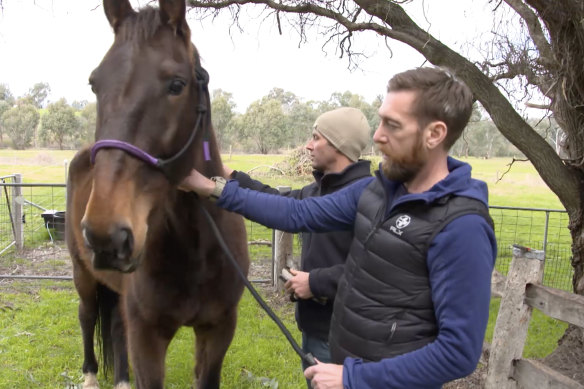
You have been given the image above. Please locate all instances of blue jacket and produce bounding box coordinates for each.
[217,157,497,388]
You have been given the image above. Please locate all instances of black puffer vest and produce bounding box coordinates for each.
[232,160,372,339]
[329,178,493,363]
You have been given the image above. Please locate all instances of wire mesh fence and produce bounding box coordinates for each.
[490,205,573,291]
[0,180,576,291]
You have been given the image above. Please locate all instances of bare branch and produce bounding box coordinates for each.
[503,0,554,66]
[525,102,551,110]
[496,157,529,184]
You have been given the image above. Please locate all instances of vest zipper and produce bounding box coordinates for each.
[387,321,398,343]
[364,204,387,246]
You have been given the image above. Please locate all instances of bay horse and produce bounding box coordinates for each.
[65,0,249,388]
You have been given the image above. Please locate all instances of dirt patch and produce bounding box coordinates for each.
[0,244,71,277]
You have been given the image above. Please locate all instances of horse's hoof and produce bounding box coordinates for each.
[83,373,99,389]
[114,382,131,389]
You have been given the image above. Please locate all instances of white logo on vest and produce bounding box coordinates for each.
[390,215,411,236]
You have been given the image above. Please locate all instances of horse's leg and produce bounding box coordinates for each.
[73,265,100,389]
[194,307,238,389]
[111,301,130,389]
[125,299,175,389]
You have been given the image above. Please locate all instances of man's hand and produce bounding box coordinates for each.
[178,169,215,197]
[304,361,343,389]
[284,268,313,299]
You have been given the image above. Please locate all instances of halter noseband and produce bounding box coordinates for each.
[90,66,210,176]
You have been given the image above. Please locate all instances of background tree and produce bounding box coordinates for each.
[0,100,10,145]
[0,83,15,105]
[211,89,237,150]
[0,84,14,145]
[239,98,288,153]
[266,87,316,147]
[39,98,78,149]
[72,100,89,111]
[188,0,584,376]
[26,82,51,109]
[287,99,318,147]
[77,102,97,147]
[2,100,39,149]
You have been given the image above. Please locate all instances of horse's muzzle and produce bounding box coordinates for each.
[82,224,137,272]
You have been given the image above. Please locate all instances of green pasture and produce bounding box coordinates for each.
[0,151,572,387]
[0,282,303,388]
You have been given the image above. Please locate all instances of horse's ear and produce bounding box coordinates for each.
[103,0,135,32]
[159,0,188,36]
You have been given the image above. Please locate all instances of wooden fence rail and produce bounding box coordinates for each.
[486,245,584,389]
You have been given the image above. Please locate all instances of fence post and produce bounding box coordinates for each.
[273,186,293,290]
[12,173,24,250]
[485,245,545,389]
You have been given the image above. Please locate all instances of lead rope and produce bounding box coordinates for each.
[199,204,317,368]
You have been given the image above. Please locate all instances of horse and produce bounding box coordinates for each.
[65,1,250,388]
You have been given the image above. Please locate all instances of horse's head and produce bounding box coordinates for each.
[81,0,209,272]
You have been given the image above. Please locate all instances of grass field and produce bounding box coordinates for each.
[0,150,572,388]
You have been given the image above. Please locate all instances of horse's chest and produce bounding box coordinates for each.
[126,268,226,326]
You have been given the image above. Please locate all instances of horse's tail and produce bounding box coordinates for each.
[96,282,118,378]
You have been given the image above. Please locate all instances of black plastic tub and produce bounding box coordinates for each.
[41,210,66,241]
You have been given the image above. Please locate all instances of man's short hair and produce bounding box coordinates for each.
[387,67,473,150]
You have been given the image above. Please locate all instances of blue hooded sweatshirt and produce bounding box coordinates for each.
[217,157,497,388]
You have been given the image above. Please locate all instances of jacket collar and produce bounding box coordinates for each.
[313,159,372,193]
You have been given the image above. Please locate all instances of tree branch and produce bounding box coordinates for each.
[503,0,554,67]
[525,102,551,110]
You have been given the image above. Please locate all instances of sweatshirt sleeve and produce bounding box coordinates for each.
[309,264,344,300]
[231,170,303,198]
[343,214,496,388]
[217,178,372,233]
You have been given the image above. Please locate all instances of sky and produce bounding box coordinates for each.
[0,0,490,113]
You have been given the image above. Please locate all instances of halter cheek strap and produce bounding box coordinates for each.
[90,66,210,174]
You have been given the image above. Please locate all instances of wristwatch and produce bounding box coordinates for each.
[209,176,227,202]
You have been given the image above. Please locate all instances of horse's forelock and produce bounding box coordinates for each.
[117,6,191,49]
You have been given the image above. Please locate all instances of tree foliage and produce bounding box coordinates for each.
[238,97,288,153]
[2,101,40,149]
[211,89,237,150]
[78,102,97,147]
[0,83,15,105]
[26,82,51,109]
[40,98,79,149]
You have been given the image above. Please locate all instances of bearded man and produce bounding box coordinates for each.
[179,67,497,389]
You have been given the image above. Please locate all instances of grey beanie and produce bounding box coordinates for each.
[313,107,370,162]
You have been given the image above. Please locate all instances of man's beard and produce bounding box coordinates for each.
[381,133,428,182]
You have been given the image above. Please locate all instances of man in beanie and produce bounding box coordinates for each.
[223,107,371,384]
[180,67,496,388]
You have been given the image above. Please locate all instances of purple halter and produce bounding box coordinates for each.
[90,66,210,174]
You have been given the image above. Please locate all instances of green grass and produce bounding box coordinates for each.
[0,282,303,388]
[0,151,576,387]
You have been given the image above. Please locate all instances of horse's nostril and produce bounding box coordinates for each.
[82,224,134,261]
[82,226,95,250]
[112,227,134,260]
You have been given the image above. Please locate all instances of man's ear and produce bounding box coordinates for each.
[425,121,447,150]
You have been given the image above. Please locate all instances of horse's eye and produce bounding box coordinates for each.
[168,79,186,96]
[88,80,97,94]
